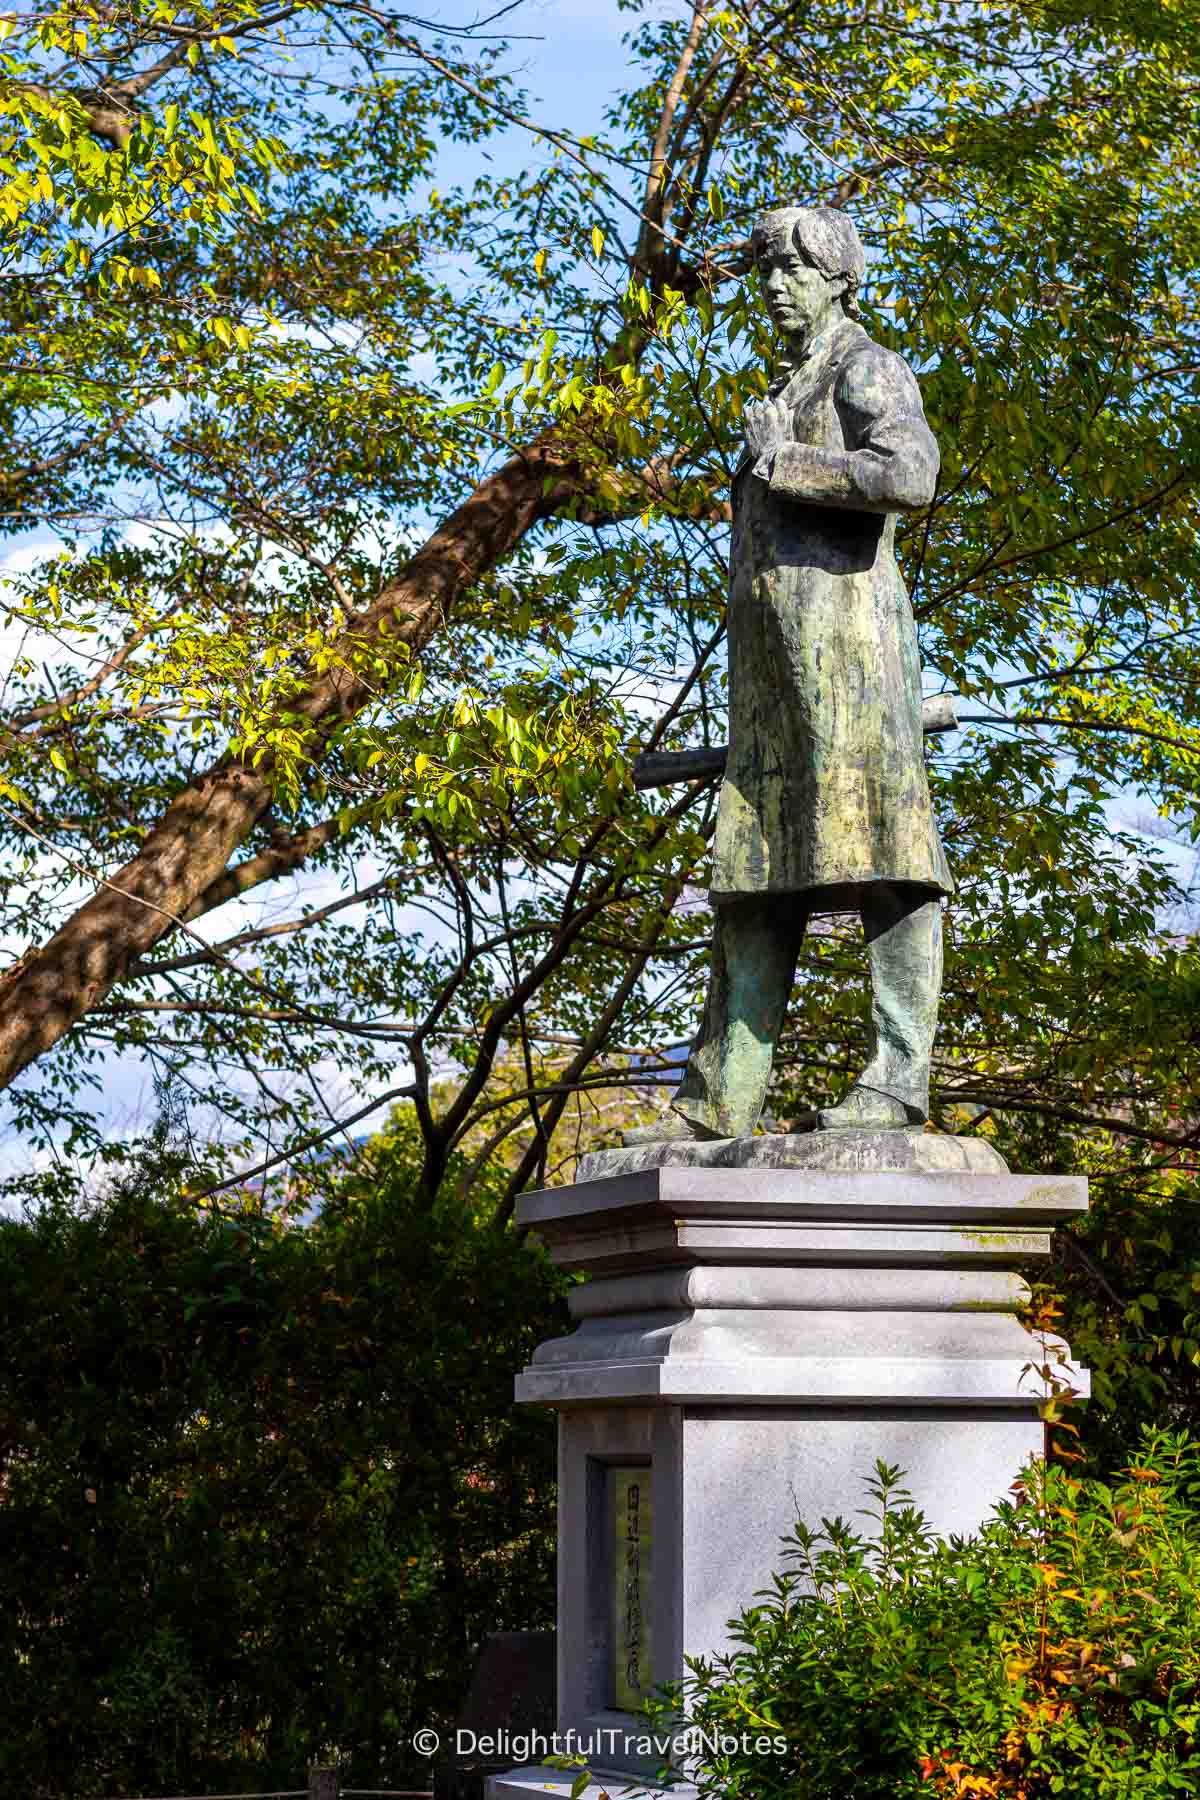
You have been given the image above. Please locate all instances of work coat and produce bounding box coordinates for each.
[711,314,954,907]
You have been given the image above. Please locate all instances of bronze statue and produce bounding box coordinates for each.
[639,206,951,1142]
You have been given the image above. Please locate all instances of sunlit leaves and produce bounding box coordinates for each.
[0,14,284,266]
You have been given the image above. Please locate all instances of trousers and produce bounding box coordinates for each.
[672,882,943,1138]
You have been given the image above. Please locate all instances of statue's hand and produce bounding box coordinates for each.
[742,394,793,470]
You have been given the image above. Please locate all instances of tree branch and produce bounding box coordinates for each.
[638,0,711,275]
[191,1080,417,1198]
[0,435,586,1090]
[128,867,407,977]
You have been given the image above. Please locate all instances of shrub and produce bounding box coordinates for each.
[671,1432,1200,1799]
[0,1136,568,1797]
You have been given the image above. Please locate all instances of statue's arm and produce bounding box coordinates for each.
[761,346,939,514]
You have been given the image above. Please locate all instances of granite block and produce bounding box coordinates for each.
[577,1127,1009,1184]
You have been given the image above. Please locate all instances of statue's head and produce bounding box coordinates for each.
[751,207,865,341]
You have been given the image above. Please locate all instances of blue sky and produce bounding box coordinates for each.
[436,0,649,183]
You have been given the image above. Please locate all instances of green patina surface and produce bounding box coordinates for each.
[713,316,953,904]
[669,207,954,1140]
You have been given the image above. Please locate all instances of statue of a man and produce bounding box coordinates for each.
[644,206,951,1141]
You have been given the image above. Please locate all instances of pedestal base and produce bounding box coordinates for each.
[510,1160,1088,1780]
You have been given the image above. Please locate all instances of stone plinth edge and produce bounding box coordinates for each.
[516,1352,1088,1408]
[512,1165,1089,1412]
[518,1166,1087,1241]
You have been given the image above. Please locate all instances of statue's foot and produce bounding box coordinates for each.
[817,1083,926,1132]
[621,1110,724,1147]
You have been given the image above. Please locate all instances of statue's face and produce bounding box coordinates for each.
[755,233,841,341]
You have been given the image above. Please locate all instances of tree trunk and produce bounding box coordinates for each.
[0,439,577,1091]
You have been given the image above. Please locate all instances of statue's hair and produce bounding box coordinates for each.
[752,206,865,320]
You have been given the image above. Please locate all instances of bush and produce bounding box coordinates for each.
[671,1433,1200,1799]
[0,1136,568,1797]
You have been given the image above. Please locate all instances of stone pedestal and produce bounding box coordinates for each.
[489,1141,1088,1798]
